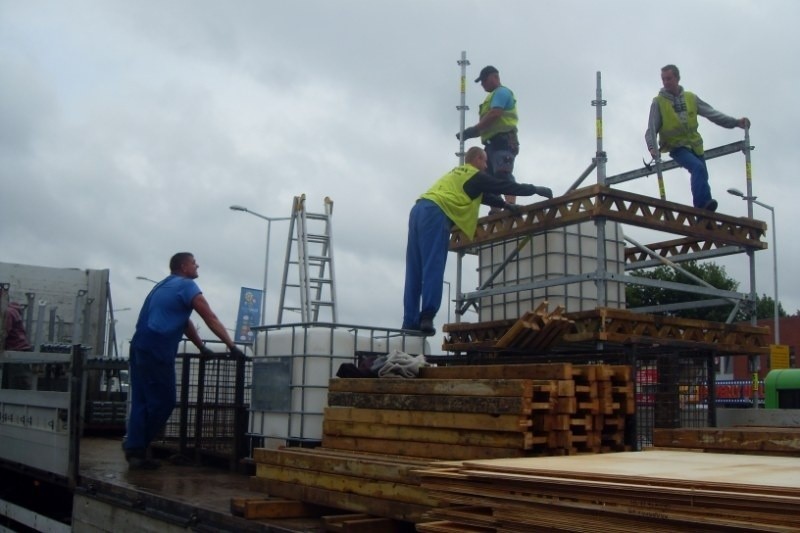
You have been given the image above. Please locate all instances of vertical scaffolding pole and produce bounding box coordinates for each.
[457,51,470,164]
[743,127,759,407]
[455,51,470,322]
[592,72,608,309]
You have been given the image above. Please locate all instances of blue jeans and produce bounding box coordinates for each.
[124,347,176,453]
[669,147,710,208]
[402,199,450,329]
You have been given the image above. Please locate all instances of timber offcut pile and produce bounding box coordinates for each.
[443,302,573,353]
[251,362,634,524]
[416,450,800,532]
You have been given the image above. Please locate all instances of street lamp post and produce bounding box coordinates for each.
[230,205,291,325]
[135,276,158,284]
[727,188,779,344]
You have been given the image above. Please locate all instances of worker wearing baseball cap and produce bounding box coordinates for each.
[457,65,521,213]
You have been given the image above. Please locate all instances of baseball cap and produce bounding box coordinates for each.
[475,65,499,83]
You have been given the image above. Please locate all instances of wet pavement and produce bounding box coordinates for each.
[78,437,325,532]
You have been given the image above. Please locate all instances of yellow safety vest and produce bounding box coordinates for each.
[657,92,704,155]
[420,164,483,239]
[479,87,518,143]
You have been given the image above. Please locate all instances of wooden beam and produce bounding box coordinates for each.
[328,378,535,398]
[327,392,533,415]
[249,477,431,524]
[323,407,532,431]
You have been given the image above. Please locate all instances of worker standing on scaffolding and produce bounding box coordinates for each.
[645,64,750,212]
[402,147,552,337]
[457,65,520,214]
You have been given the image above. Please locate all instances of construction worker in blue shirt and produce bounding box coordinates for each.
[645,64,750,212]
[458,65,521,214]
[124,252,245,470]
[402,146,552,336]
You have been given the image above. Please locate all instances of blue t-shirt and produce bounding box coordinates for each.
[131,275,202,362]
[490,86,515,110]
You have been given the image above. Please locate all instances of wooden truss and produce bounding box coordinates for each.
[442,307,769,356]
[449,184,767,254]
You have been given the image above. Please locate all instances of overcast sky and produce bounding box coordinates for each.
[1,0,796,354]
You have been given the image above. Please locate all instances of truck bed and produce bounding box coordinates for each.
[75,437,325,532]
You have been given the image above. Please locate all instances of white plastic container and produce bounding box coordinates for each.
[477,221,626,321]
[250,326,355,446]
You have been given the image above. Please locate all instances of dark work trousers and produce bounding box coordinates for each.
[124,347,177,454]
[402,199,450,330]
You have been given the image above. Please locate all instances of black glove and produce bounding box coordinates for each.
[199,346,215,358]
[229,346,246,359]
[504,203,523,215]
[456,126,480,141]
[535,186,553,199]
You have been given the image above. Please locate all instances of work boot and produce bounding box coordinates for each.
[702,199,718,212]
[127,457,161,470]
[419,316,436,337]
[125,448,161,470]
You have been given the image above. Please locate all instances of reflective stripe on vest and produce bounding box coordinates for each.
[479,87,518,143]
[420,164,483,238]
[657,92,704,155]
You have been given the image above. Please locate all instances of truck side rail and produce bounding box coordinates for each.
[0,346,84,487]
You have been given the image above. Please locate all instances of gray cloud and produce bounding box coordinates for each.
[1,0,796,352]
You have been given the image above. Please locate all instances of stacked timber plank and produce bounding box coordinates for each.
[654,426,800,456]
[251,447,434,523]
[251,362,635,524]
[411,362,635,457]
[416,450,800,532]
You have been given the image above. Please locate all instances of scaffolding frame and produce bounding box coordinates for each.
[453,70,765,331]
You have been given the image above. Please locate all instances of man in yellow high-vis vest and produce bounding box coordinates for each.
[402,147,552,336]
[457,65,521,213]
[645,64,750,212]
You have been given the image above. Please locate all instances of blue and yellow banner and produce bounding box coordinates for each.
[234,287,263,344]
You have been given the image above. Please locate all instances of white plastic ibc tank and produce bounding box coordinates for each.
[478,221,626,322]
[250,326,355,445]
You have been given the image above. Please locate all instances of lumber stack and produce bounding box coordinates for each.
[416,450,800,532]
[410,362,634,457]
[250,362,634,524]
[251,447,435,523]
[653,426,800,456]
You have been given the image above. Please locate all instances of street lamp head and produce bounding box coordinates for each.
[229,205,248,213]
[726,188,745,198]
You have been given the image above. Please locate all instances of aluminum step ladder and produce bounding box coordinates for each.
[277,194,338,323]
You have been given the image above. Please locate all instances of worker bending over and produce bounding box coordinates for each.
[403,146,552,336]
